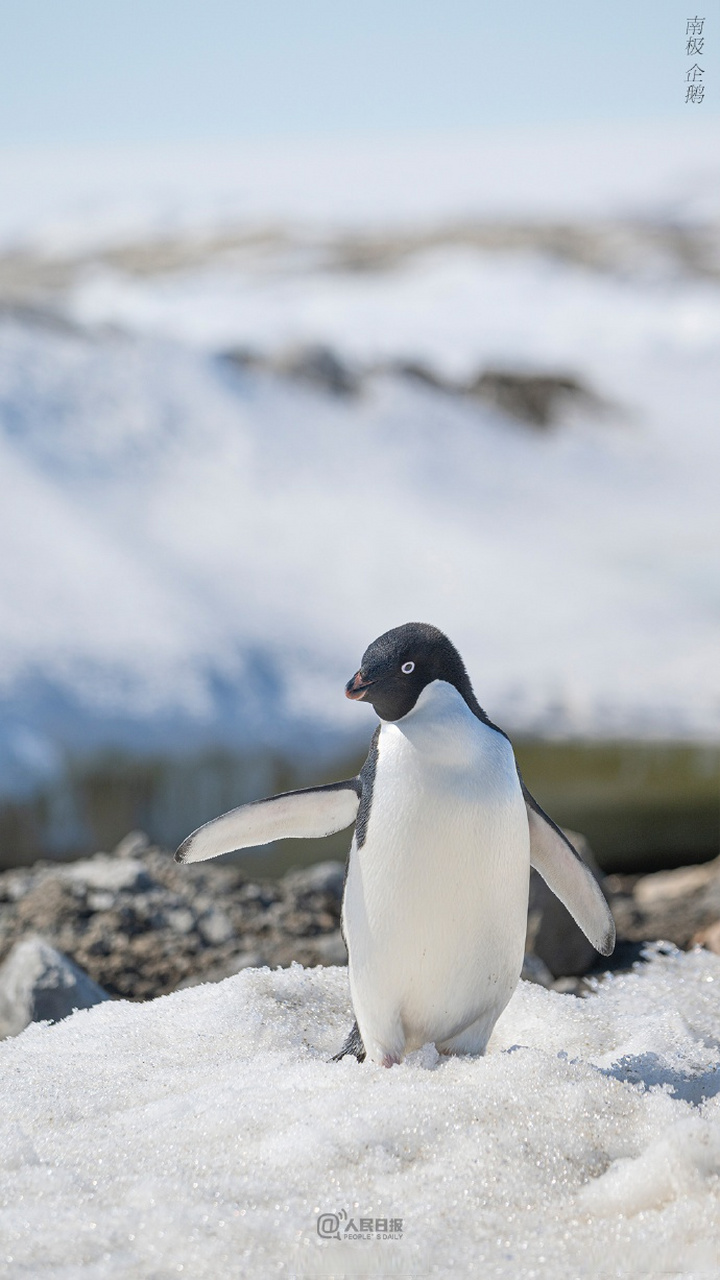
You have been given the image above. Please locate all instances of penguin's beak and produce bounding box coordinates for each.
[345,670,374,701]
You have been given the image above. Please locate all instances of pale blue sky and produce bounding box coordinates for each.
[0,0,717,146]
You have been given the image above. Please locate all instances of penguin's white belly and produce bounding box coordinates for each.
[343,683,530,1063]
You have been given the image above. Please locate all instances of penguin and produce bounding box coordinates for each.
[174,622,615,1066]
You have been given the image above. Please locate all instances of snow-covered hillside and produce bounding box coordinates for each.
[2,122,719,250]
[1,122,719,799]
[2,948,720,1277]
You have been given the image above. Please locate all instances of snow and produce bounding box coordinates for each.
[1,122,719,789]
[1,121,719,254]
[1,256,718,770]
[1,946,720,1277]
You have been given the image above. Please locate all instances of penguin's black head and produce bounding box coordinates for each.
[345,622,477,722]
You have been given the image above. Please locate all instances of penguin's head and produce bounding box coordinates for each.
[345,622,475,722]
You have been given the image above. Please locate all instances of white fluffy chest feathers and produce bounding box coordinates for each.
[377,679,521,806]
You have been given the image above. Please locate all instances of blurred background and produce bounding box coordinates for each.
[0,0,718,874]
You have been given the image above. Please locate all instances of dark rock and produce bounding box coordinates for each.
[392,360,454,392]
[219,346,264,372]
[0,936,110,1038]
[467,369,598,427]
[384,358,604,429]
[0,841,346,1000]
[270,344,359,396]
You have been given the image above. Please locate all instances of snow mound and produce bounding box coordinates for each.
[2,946,720,1277]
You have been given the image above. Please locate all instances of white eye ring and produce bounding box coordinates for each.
[401,661,415,674]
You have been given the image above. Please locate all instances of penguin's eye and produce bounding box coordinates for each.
[401,661,415,674]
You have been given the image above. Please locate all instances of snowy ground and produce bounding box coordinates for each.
[2,947,720,1278]
[1,122,719,798]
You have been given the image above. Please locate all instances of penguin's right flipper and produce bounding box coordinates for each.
[175,779,361,864]
[331,1021,366,1063]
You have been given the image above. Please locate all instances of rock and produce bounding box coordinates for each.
[13,874,80,935]
[552,976,588,996]
[271,344,359,396]
[610,855,720,950]
[113,831,150,859]
[388,358,603,428]
[230,949,264,972]
[634,859,720,907]
[0,937,110,1038]
[392,360,453,392]
[176,948,265,990]
[521,953,554,988]
[219,346,264,372]
[166,907,196,935]
[0,832,663,1008]
[692,921,720,954]
[197,909,234,946]
[526,830,608,978]
[0,845,279,1000]
[63,855,152,894]
[283,861,345,901]
[467,368,597,427]
[86,890,116,913]
[312,930,348,966]
[4,874,33,903]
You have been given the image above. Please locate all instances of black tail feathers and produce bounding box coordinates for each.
[331,1020,366,1063]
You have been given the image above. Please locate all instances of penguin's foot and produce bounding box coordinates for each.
[381,1053,401,1069]
[330,1020,366,1063]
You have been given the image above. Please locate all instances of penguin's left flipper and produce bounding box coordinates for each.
[175,779,361,865]
[523,784,616,957]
